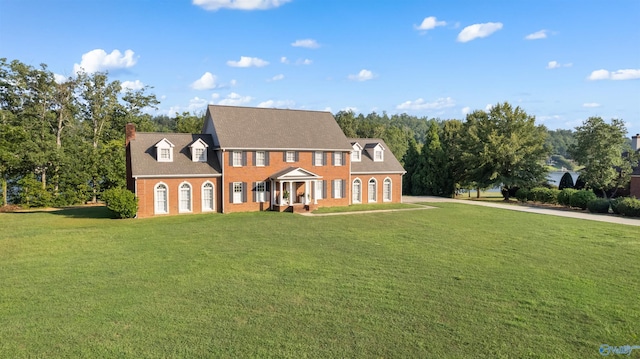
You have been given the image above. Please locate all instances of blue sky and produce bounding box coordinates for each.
[1,0,639,132]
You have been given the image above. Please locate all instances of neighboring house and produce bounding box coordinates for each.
[631,134,640,198]
[126,105,406,217]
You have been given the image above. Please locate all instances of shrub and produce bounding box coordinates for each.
[587,198,610,214]
[616,197,640,217]
[101,188,138,219]
[610,198,622,215]
[558,172,575,190]
[569,190,597,210]
[515,188,529,202]
[528,188,558,204]
[558,188,578,206]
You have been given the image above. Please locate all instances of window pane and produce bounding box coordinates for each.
[233,152,242,166]
[256,151,265,166]
[156,184,167,213]
[180,184,191,211]
[203,183,213,210]
[334,152,342,166]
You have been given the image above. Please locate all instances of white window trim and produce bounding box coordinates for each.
[256,151,266,167]
[232,151,243,167]
[156,138,175,162]
[154,182,169,214]
[256,181,267,203]
[190,138,208,162]
[333,179,342,199]
[383,177,392,202]
[233,182,243,204]
[179,182,193,213]
[202,181,215,212]
[374,150,384,162]
[285,151,296,163]
[368,178,377,203]
[314,151,324,166]
[352,178,362,204]
[334,151,342,166]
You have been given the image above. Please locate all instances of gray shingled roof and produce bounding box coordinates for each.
[349,138,406,174]
[129,133,221,177]
[207,105,353,151]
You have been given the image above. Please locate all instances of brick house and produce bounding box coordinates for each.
[126,105,405,217]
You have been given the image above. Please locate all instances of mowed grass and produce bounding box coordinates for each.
[1,204,638,358]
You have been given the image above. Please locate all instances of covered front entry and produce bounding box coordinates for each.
[269,167,322,212]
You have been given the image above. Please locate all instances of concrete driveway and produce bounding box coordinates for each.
[402,196,640,227]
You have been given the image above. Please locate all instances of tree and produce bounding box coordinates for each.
[569,117,638,198]
[412,122,449,196]
[441,119,464,197]
[462,103,549,200]
[402,138,420,195]
[558,172,574,190]
[175,111,204,133]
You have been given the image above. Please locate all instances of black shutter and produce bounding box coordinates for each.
[242,151,247,166]
[242,182,247,203]
[323,152,327,166]
[252,182,256,202]
[342,179,346,198]
[283,151,287,162]
[229,182,233,202]
[266,181,271,192]
[341,152,345,166]
[295,151,299,162]
[322,180,327,199]
[330,180,335,199]
[265,151,270,166]
[252,152,256,166]
[331,152,335,166]
[228,152,233,166]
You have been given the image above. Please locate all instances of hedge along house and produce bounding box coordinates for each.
[126,105,406,217]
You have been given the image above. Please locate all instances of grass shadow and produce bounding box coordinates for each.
[16,206,117,219]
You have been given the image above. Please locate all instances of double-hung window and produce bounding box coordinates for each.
[285,151,296,163]
[179,182,192,212]
[256,151,266,166]
[333,152,343,166]
[314,151,324,166]
[232,151,243,167]
[383,178,392,202]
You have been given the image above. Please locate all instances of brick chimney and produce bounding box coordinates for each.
[126,123,136,146]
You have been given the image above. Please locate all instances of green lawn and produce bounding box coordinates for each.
[1,204,638,358]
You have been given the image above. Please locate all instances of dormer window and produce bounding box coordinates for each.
[372,143,384,162]
[155,138,175,162]
[189,138,209,162]
[351,142,363,162]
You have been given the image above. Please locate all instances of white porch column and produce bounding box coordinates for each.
[313,180,318,204]
[289,181,293,204]
[279,181,283,205]
[270,180,275,210]
[304,180,309,205]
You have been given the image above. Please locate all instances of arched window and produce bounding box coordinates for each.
[383,178,392,202]
[179,182,192,212]
[368,178,377,203]
[155,183,168,214]
[352,178,362,203]
[202,182,214,212]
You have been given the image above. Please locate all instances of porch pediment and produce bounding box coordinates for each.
[270,166,322,181]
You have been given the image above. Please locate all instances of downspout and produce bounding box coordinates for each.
[221,149,225,213]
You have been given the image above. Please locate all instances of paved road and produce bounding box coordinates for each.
[402,196,640,227]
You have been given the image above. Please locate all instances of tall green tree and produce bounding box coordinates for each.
[402,138,420,195]
[413,122,449,196]
[441,119,464,197]
[569,117,637,198]
[175,111,204,133]
[462,103,549,199]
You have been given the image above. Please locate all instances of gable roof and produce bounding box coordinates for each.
[129,133,221,177]
[349,138,406,174]
[205,105,352,151]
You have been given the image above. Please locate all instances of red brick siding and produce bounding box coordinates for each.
[631,176,640,198]
[350,174,403,204]
[222,150,351,213]
[134,177,222,218]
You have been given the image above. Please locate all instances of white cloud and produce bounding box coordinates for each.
[269,74,284,81]
[457,22,503,43]
[297,58,313,65]
[415,16,446,31]
[485,104,494,111]
[396,97,455,111]
[218,92,253,106]
[192,0,291,11]
[121,80,145,91]
[257,99,295,108]
[348,69,375,82]
[280,56,289,64]
[54,73,67,84]
[525,29,548,40]
[461,106,471,115]
[191,72,218,90]
[73,49,138,74]
[583,102,601,108]
[229,79,237,86]
[547,61,572,69]
[341,106,358,113]
[291,39,320,48]
[227,56,269,67]
[588,68,640,81]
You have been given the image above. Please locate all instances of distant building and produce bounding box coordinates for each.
[630,134,640,198]
[126,105,405,217]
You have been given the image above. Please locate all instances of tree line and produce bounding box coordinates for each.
[0,58,203,207]
[1,57,636,206]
